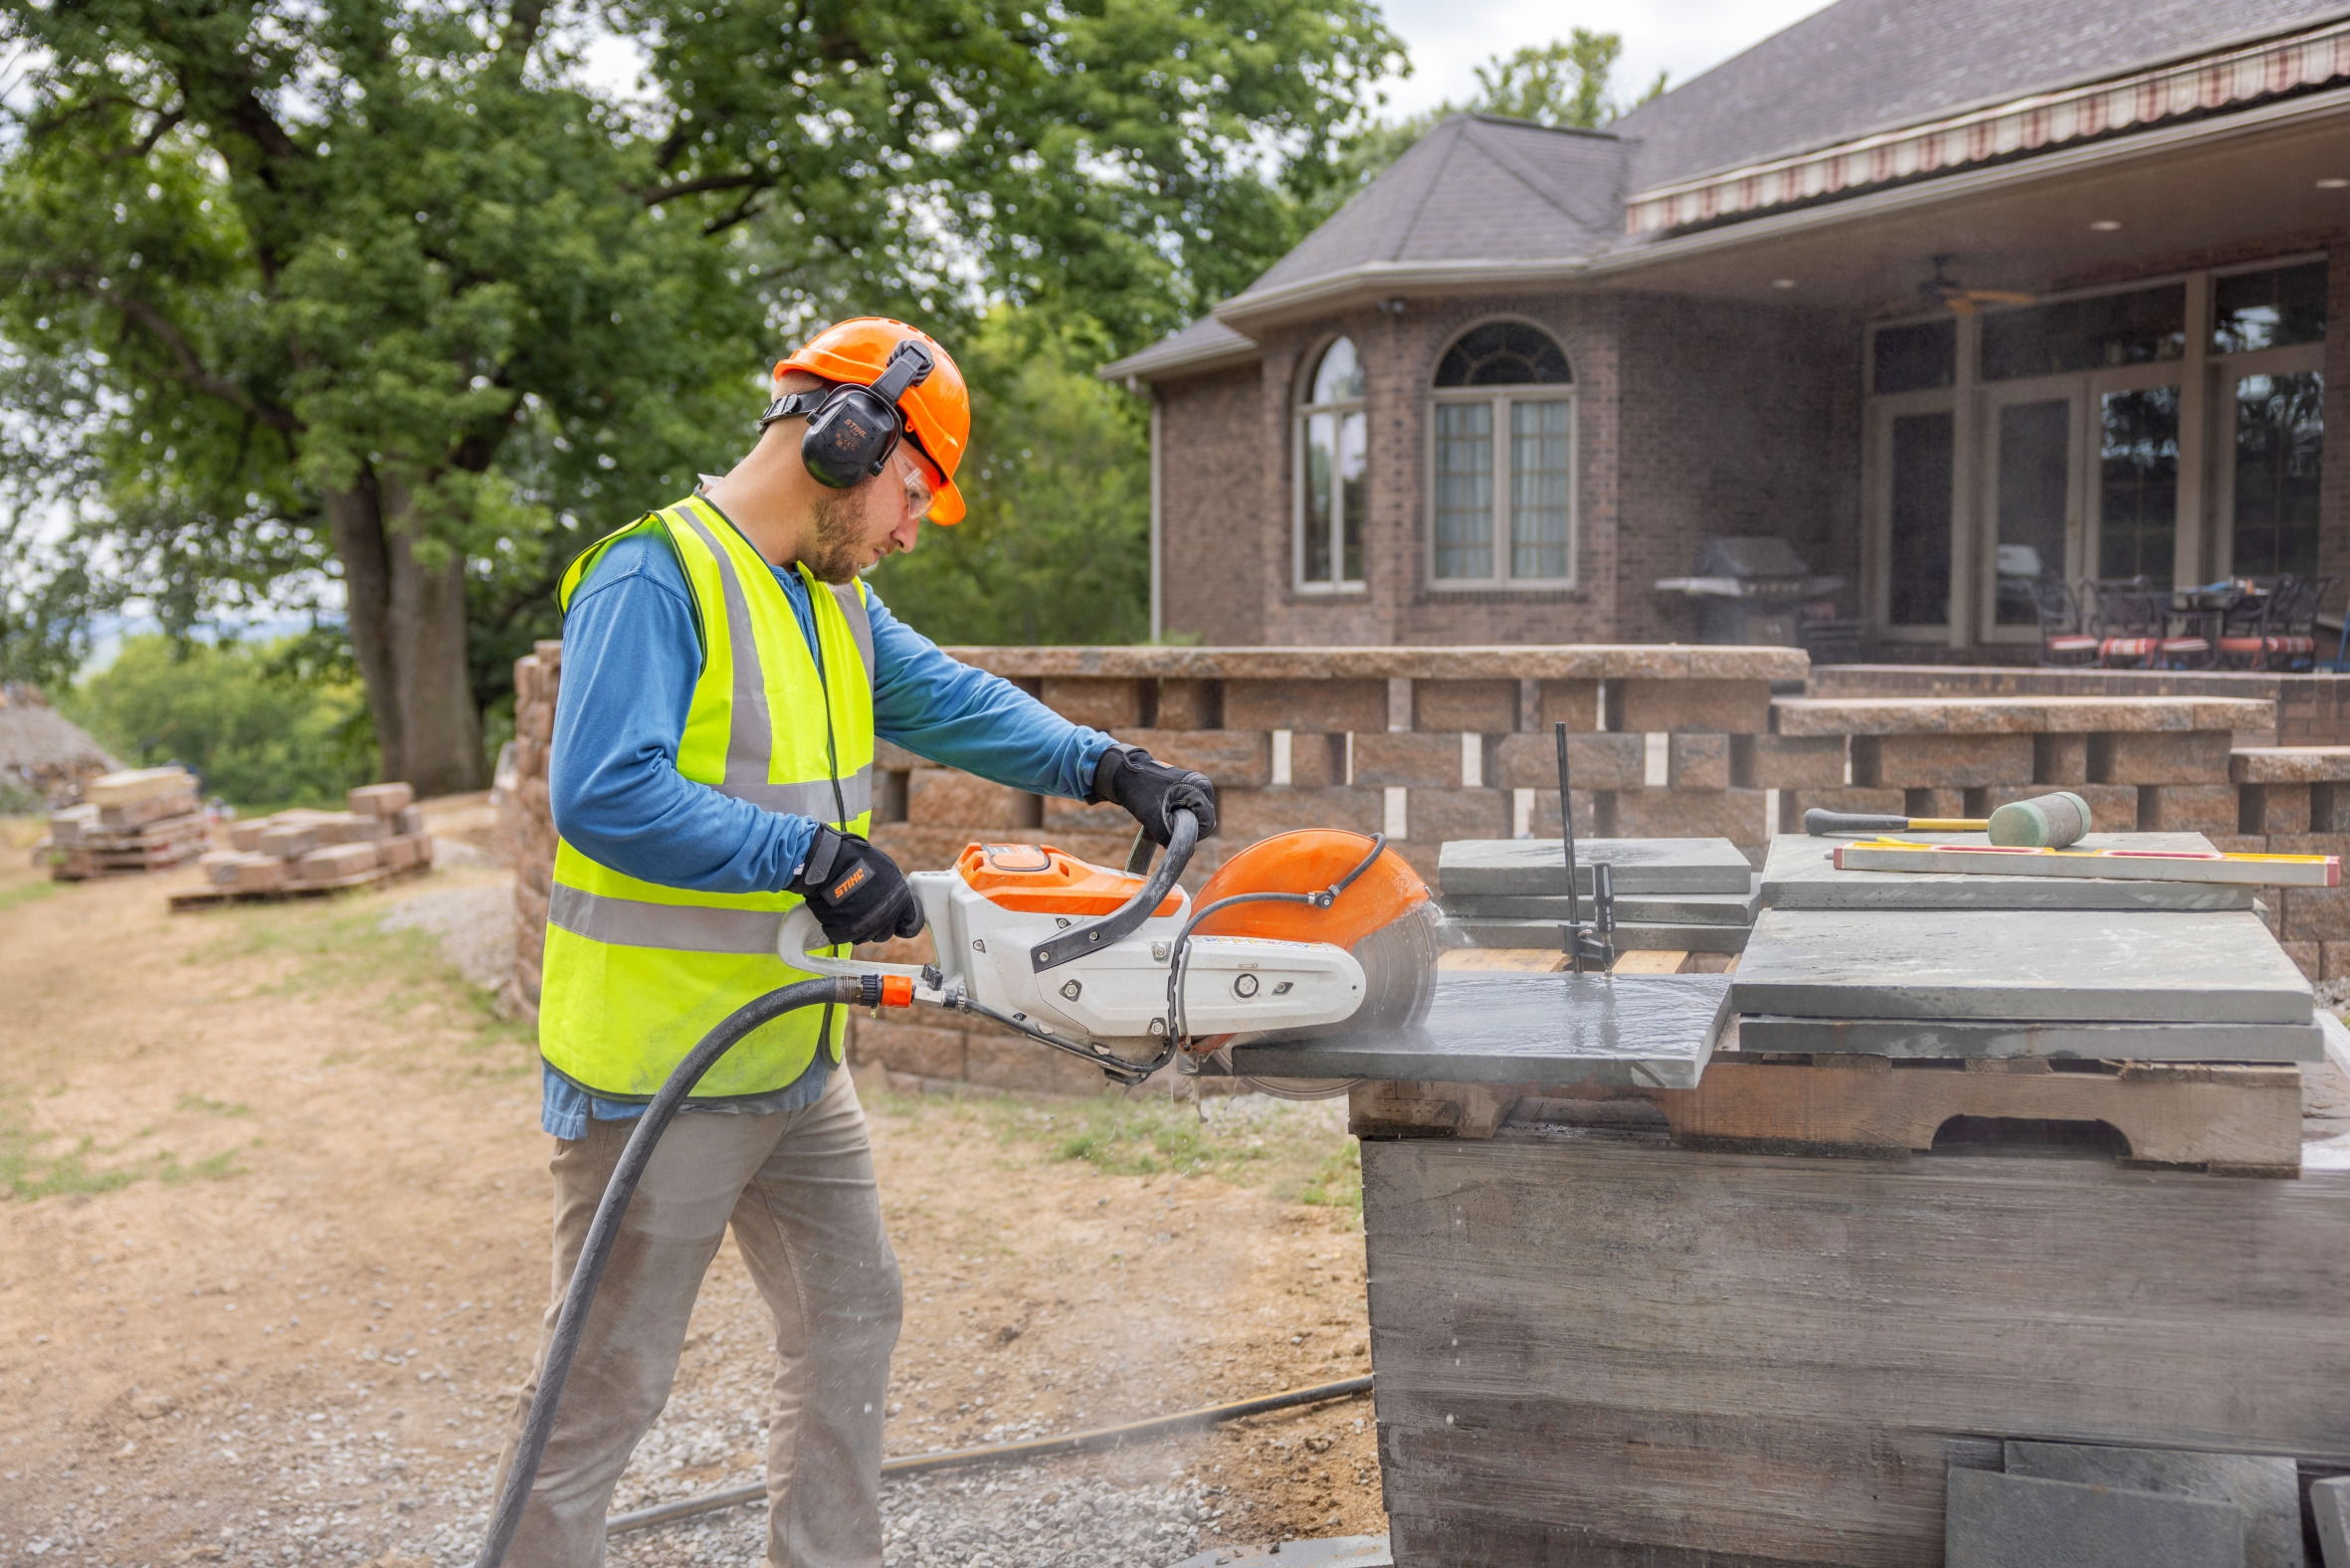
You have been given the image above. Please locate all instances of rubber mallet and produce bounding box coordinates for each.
[1802,791,2091,848]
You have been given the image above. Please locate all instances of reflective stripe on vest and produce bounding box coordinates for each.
[537,496,878,1100]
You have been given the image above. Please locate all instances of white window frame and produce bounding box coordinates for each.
[1294,338,1367,593]
[1425,322,1577,590]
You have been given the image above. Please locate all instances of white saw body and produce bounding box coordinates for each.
[777,841,1378,1058]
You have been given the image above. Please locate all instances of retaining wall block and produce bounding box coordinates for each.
[1611,678,1772,734]
[1852,732,2035,789]
[1218,786,1383,840]
[2135,783,2240,835]
[2279,882,2350,942]
[1666,732,1731,791]
[1613,787,1768,845]
[2034,732,2088,784]
[1111,729,1273,787]
[1152,679,1221,728]
[1494,732,1646,792]
[2321,943,2350,981]
[1289,732,1349,789]
[907,769,1039,830]
[2239,783,2312,837]
[1522,789,1609,839]
[1403,788,1509,843]
[2282,941,2322,982]
[1414,680,1517,734]
[2088,730,2235,784]
[1042,798,1133,834]
[1730,733,1846,789]
[1354,731,1468,788]
[2311,783,2350,834]
[1905,788,1968,820]
[1039,677,1145,730]
[1978,783,2139,829]
[963,1032,1113,1096]
[1535,680,1603,731]
[851,1018,968,1080]
[1224,678,1385,733]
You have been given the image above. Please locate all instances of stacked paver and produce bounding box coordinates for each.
[48,767,208,880]
[193,783,432,897]
[1435,837,1760,952]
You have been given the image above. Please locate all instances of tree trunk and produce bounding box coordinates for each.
[323,472,486,798]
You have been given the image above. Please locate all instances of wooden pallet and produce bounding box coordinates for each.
[167,861,430,912]
[51,835,211,881]
[1352,1052,2309,1176]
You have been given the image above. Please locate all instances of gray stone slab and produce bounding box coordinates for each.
[1443,882,1762,924]
[1447,916,1750,954]
[1229,972,1727,1087]
[1734,1015,2322,1062]
[1945,1468,2245,1568]
[2313,1475,2349,1568]
[2004,1443,2300,1568]
[1762,832,2258,911]
[1439,838,1754,896]
[1731,908,2313,1025]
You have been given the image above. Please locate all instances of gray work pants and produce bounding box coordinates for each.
[490,1069,901,1568]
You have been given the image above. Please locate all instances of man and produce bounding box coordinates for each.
[492,317,1217,1565]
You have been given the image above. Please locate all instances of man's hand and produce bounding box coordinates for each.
[1090,744,1219,847]
[789,827,926,946]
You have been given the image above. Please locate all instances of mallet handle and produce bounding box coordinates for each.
[1802,808,1986,837]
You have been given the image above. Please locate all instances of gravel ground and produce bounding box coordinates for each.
[378,879,516,992]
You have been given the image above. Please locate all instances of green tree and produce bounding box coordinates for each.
[0,0,1402,794]
[65,635,374,808]
[869,311,1149,645]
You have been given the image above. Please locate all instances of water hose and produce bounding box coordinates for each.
[605,1373,1377,1536]
[474,973,880,1568]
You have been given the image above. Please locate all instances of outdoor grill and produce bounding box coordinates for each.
[1654,535,1846,647]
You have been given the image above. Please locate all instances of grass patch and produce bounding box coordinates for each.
[190,891,531,1064]
[0,1094,246,1202]
[176,1092,254,1117]
[875,1085,1361,1213]
[0,878,59,914]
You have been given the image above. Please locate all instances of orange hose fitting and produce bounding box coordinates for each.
[879,975,915,1009]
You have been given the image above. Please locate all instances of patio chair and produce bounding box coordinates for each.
[2086,576,2164,669]
[2030,577,2099,667]
[2218,575,2329,671]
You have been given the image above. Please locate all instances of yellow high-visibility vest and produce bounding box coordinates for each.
[538,495,876,1100]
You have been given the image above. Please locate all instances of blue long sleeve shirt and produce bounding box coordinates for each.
[541,509,1114,1137]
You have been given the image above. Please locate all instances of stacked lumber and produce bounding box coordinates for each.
[49,768,208,880]
[175,782,433,908]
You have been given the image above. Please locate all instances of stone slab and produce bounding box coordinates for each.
[1442,882,1762,925]
[2313,1475,2348,1568]
[1447,917,1750,954]
[2003,1443,2300,1568]
[1945,1468,2245,1568]
[1730,908,2313,1025]
[1229,972,1727,1087]
[1439,838,1753,896]
[1734,1015,2322,1062]
[1761,832,2259,911]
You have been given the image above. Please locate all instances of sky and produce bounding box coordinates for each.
[1370,0,1833,119]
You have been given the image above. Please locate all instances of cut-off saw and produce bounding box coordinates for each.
[778,813,1445,1083]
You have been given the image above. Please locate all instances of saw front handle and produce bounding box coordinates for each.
[774,807,1204,985]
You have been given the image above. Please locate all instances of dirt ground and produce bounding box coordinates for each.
[0,810,1384,1565]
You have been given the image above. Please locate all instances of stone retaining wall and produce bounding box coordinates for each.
[498,644,2350,1095]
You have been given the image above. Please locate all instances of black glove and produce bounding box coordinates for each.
[1090,744,1218,847]
[789,827,925,946]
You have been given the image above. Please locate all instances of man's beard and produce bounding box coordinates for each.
[799,490,869,584]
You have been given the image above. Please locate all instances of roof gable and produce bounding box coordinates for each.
[1236,115,1628,300]
[1614,0,2350,189]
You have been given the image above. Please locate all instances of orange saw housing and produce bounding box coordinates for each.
[1191,829,1432,945]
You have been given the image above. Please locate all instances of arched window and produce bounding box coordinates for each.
[1296,337,1367,590]
[1430,321,1575,584]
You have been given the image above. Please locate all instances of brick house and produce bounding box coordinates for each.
[1104,0,2350,657]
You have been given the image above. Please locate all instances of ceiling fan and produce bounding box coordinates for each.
[1918,255,2038,315]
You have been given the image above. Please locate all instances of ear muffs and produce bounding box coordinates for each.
[761,339,936,490]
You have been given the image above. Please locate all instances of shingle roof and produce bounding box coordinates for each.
[1234,115,1628,301]
[1614,0,2350,188]
[1098,314,1259,383]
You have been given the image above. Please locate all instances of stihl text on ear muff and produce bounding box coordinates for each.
[760,339,936,490]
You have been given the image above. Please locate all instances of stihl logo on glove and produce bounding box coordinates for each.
[827,865,873,901]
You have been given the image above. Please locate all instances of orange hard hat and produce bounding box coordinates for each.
[776,318,969,525]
